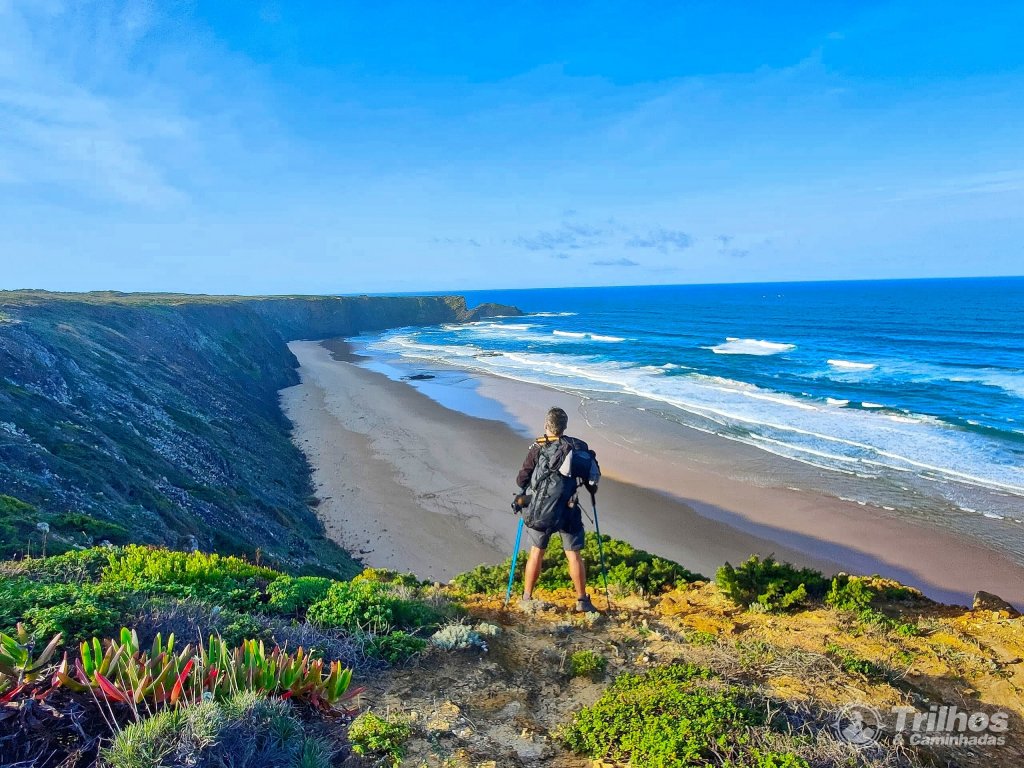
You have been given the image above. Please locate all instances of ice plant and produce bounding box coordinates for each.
[0,624,63,710]
[58,628,359,717]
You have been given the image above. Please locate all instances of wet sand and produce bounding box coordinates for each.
[280,339,1024,607]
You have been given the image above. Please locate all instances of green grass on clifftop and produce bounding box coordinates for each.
[0,545,451,648]
[453,532,703,595]
[560,664,810,767]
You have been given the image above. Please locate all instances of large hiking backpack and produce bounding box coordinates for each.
[522,438,601,532]
[568,446,601,490]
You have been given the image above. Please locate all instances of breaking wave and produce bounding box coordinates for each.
[707,338,796,356]
[363,329,1024,502]
[828,359,877,371]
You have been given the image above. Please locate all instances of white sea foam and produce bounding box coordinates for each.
[886,414,920,424]
[443,322,527,333]
[852,360,1024,400]
[707,338,796,356]
[749,434,860,465]
[826,398,850,406]
[550,330,626,342]
[948,371,1024,399]
[364,328,1024,502]
[827,359,877,371]
[532,311,577,317]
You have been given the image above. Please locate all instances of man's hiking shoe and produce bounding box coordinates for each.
[575,595,600,613]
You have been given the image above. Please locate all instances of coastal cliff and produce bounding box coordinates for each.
[0,291,518,574]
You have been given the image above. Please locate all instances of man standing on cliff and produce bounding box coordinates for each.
[515,407,599,613]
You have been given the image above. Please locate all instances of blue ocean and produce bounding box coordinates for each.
[361,278,1024,558]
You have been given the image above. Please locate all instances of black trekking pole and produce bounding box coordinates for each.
[589,490,612,610]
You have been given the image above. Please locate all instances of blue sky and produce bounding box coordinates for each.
[1,1,1022,293]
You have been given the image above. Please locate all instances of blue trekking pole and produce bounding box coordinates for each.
[589,491,612,610]
[504,517,524,606]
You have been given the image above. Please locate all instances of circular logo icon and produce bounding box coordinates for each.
[835,703,883,747]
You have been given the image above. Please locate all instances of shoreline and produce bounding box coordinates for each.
[282,339,1024,608]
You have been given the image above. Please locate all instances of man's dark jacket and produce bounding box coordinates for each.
[516,435,591,531]
[516,434,591,489]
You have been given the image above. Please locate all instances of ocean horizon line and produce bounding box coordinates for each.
[364,273,1024,299]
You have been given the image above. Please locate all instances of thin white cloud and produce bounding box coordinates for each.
[511,221,610,251]
[592,257,639,267]
[880,170,1024,203]
[0,1,189,206]
[626,227,694,253]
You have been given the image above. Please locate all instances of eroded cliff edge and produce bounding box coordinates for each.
[0,291,519,575]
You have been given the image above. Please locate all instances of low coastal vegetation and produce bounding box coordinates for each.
[560,663,808,767]
[716,554,828,613]
[567,648,607,679]
[2,540,1021,767]
[347,711,413,767]
[0,544,450,765]
[103,692,340,768]
[453,531,703,596]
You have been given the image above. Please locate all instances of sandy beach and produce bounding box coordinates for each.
[280,339,1024,607]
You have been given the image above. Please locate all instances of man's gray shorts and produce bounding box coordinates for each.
[527,520,585,551]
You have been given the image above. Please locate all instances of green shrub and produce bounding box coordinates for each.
[746,751,812,768]
[0,495,40,558]
[352,568,424,589]
[454,533,701,595]
[101,546,278,609]
[266,576,332,615]
[716,556,826,613]
[826,575,921,637]
[891,620,921,638]
[307,580,440,633]
[392,597,445,629]
[825,643,887,680]
[54,513,130,544]
[347,712,411,768]
[11,547,114,582]
[102,692,336,768]
[569,649,607,679]
[0,576,131,641]
[562,664,747,764]
[685,630,718,646]
[561,664,808,768]
[824,574,874,613]
[219,611,271,647]
[366,631,427,664]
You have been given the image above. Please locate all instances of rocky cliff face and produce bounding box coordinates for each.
[0,291,517,574]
